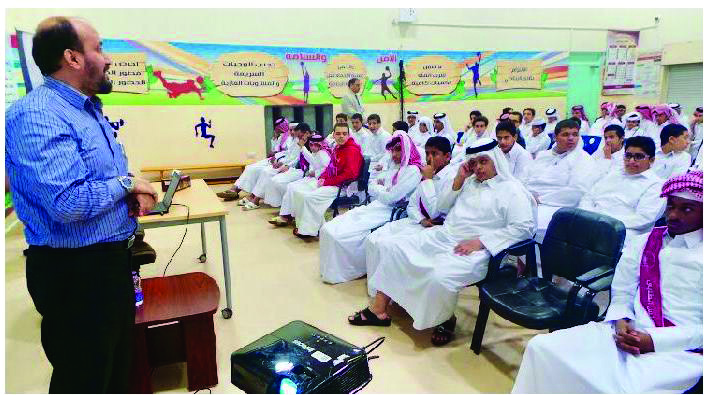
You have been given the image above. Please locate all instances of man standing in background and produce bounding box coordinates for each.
[5,16,158,393]
[341,78,365,118]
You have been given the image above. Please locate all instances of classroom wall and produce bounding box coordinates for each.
[6,9,702,173]
[5,8,702,52]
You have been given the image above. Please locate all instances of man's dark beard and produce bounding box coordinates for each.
[97,75,113,94]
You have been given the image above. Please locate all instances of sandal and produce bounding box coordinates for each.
[242,201,260,211]
[236,197,249,206]
[348,307,391,327]
[217,189,238,199]
[431,315,456,346]
[269,216,291,226]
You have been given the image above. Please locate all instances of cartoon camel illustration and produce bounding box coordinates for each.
[153,70,205,100]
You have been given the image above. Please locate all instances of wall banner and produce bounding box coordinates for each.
[11,32,570,107]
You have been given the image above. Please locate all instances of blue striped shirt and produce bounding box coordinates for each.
[5,76,137,248]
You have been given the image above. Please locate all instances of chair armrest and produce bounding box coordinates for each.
[485,239,536,279]
[585,275,614,293]
[575,265,614,286]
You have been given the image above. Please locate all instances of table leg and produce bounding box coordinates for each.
[199,223,207,263]
[219,216,233,319]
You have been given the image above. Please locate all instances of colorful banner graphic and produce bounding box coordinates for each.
[106,53,148,94]
[496,60,543,91]
[11,32,570,106]
[602,29,639,95]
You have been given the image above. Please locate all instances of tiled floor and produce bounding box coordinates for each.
[4,185,540,393]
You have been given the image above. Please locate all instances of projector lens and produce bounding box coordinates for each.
[279,378,298,394]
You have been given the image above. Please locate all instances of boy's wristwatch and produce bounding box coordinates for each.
[117,176,135,192]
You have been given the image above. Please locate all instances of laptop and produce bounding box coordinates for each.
[146,170,182,215]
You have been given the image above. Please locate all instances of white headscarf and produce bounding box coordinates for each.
[464,138,514,181]
[433,112,455,137]
[406,110,421,132]
[417,116,434,135]
[464,137,537,208]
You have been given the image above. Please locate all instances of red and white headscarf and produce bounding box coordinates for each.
[661,170,702,202]
[385,130,423,185]
[571,105,589,122]
[652,104,680,124]
[274,117,290,151]
[635,104,654,121]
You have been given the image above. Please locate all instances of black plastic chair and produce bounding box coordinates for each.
[470,207,626,354]
[330,157,371,218]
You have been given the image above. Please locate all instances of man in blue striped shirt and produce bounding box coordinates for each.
[6,16,158,393]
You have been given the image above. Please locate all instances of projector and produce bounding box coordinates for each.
[231,321,379,394]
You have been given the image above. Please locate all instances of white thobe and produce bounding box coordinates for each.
[591,147,625,176]
[350,127,372,149]
[525,132,552,158]
[410,130,434,148]
[252,140,302,197]
[364,163,458,297]
[367,128,392,164]
[368,175,536,329]
[689,122,703,161]
[452,129,494,163]
[525,147,594,242]
[578,168,664,239]
[653,149,691,180]
[235,136,294,191]
[578,119,591,135]
[519,121,534,141]
[512,229,703,393]
[319,165,421,284]
[341,91,364,117]
[545,121,558,134]
[263,149,331,207]
[624,126,649,139]
[504,143,533,180]
[589,116,613,137]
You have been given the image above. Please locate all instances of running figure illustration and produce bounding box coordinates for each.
[194,116,216,148]
[300,61,310,103]
[374,66,397,100]
[464,52,483,97]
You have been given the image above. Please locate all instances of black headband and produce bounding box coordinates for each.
[465,140,498,155]
[275,117,287,126]
[433,113,446,119]
[309,135,325,142]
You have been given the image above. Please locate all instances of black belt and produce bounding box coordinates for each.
[29,234,135,252]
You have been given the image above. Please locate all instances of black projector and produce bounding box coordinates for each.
[231,320,379,394]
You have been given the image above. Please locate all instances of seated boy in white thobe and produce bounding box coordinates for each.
[525,118,552,159]
[580,136,665,241]
[513,171,703,394]
[654,123,692,180]
[347,138,536,347]
[495,120,532,180]
[364,136,456,296]
[289,123,363,238]
[242,123,312,210]
[263,134,332,210]
[524,118,595,242]
[591,124,627,178]
[217,118,293,201]
[319,130,422,284]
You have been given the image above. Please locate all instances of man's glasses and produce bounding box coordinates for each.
[624,152,650,161]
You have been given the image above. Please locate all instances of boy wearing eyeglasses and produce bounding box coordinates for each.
[579,136,665,240]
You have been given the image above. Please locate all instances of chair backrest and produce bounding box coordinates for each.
[357,157,371,191]
[582,135,602,155]
[540,207,626,281]
[547,133,555,149]
[456,131,465,143]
